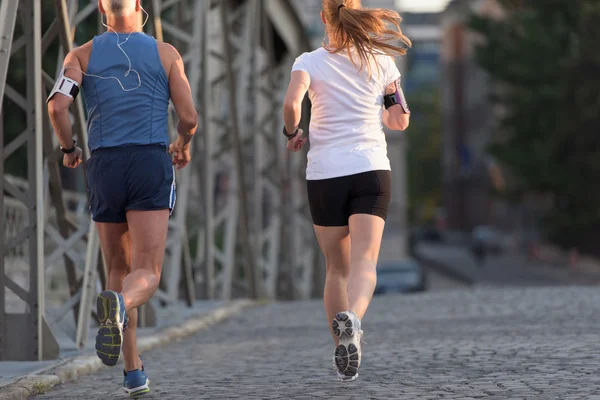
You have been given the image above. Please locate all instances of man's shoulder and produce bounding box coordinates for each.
[156,41,180,61]
[68,40,93,66]
[155,41,181,77]
[71,40,93,57]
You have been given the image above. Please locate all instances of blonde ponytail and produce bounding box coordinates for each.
[323,0,411,73]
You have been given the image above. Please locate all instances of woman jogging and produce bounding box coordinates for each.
[47,0,197,396]
[282,0,411,382]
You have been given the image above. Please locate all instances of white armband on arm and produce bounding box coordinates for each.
[47,68,80,103]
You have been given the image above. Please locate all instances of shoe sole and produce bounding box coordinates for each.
[96,290,123,366]
[332,312,360,380]
[124,379,150,398]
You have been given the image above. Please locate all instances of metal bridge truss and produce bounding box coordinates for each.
[0,0,320,361]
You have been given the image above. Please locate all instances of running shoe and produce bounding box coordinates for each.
[123,359,150,397]
[332,311,363,381]
[95,290,128,366]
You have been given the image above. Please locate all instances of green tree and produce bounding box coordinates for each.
[406,85,442,225]
[469,0,600,253]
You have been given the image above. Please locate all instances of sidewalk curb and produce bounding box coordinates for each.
[416,253,475,286]
[0,300,255,400]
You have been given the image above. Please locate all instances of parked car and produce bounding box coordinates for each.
[374,258,427,295]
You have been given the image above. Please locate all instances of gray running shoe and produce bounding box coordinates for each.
[331,311,363,381]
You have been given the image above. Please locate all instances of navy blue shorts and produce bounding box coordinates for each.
[86,145,176,223]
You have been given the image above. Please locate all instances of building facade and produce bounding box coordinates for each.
[439,0,505,230]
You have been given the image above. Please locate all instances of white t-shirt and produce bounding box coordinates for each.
[292,47,401,181]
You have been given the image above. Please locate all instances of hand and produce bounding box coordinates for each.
[169,136,191,169]
[286,129,307,153]
[63,147,83,168]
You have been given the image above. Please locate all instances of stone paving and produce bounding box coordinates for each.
[35,286,600,399]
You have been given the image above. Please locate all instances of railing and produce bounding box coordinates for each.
[0,0,319,361]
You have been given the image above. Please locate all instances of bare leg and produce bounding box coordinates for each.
[121,209,169,311]
[314,225,351,345]
[96,223,142,372]
[347,214,385,319]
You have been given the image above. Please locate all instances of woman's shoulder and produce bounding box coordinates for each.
[293,48,328,73]
[297,47,328,61]
[311,47,329,56]
[373,53,400,76]
[372,51,396,64]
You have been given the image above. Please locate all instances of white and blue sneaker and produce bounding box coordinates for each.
[332,311,363,382]
[95,290,128,366]
[123,360,150,397]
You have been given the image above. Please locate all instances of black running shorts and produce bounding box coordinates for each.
[306,170,392,227]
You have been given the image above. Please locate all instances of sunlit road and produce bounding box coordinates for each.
[37,286,600,399]
[425,265,468,291]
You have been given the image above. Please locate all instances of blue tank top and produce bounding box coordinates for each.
[83,32,170,151]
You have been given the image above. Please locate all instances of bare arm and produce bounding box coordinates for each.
[382,109,410,131]
[382,79,410,131]
[283,70,310,134]
[48,50,82,149]
[164,43,198,146]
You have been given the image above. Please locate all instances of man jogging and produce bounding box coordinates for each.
[47,0,197,396]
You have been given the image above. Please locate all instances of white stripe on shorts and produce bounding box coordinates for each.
[169,166,176,214]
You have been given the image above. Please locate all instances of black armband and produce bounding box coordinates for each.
[384,78,410,114]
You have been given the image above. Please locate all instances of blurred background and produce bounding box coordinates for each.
[294,0,600,295]
[2,0,600,368]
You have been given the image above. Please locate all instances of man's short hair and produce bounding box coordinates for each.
[101,0,136,16]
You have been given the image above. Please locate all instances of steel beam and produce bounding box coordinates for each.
[161,0,201,306]
[198,1,241,300]
[0,111,4,361]
[0,0,59,361]
[220,0,258,299]
[33,0,50,360]
[199,0,215,299]
[264,0,312,55]
[46,0,100,349]
[0,0,19,111]
[1,0,316,361]
[0,0,19,364]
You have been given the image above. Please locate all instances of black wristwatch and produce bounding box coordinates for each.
[283,126,298,141]
[60,140,77,154]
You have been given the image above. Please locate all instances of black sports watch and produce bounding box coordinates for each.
[283,126,298,141]
[60,140,77,154]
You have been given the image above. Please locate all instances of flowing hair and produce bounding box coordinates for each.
[322,0,412,75]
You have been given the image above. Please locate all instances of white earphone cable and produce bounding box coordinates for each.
[64,6,150,92]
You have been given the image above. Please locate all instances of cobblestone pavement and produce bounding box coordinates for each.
[36,286,600,399]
